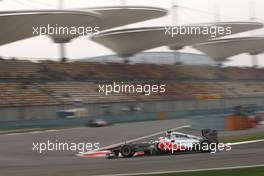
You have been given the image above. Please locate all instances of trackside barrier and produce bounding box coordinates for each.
[0,118,87,130]
[0,106,264,130]
[191,114,228,130]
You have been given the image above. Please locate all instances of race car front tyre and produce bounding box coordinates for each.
[120,145,135,157]
[106,150,119,159]
[154,143,164,154]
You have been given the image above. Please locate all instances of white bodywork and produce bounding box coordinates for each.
[161,132,203,148]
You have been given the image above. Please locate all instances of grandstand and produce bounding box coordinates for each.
[0,58,264,108]
[1,58,264,81]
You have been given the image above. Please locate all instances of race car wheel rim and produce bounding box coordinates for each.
[121,145,135,157]
[123,147,131,155]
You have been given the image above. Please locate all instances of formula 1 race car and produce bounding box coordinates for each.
[86,119,112,127]
[105,129,218,158]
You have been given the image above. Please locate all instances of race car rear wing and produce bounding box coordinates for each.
[201,129,218,143]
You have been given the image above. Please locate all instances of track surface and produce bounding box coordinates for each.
[0,118,263,176]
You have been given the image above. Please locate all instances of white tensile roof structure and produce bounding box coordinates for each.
[0,10,98,45]
[78,6,168,30]
[0,6,167,45]
[192,36,264,61]
[91,22,263,57]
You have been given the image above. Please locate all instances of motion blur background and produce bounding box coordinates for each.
[0,0,263,130]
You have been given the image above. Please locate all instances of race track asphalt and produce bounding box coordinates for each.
[0,118,263,176]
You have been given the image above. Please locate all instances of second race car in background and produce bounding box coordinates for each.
[86,119,112,127]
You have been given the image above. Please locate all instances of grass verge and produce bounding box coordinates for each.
[146,166,264,176]
[219,131,264,143]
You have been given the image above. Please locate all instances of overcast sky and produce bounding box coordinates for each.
[0,0,264,67]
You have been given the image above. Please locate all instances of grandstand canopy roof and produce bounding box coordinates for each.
[91,22,263,57]
[0,6,167,45]
[192,36,264,61]
[78,6,167,30]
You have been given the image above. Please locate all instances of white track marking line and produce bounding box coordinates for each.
[77,125,191,156]
[95,164,264,176]
[0,127,86,137]
[0,130,58,136]
[228,139,264,146]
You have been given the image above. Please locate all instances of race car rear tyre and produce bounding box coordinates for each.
[120,145,135,157]
[200,140,211,153]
